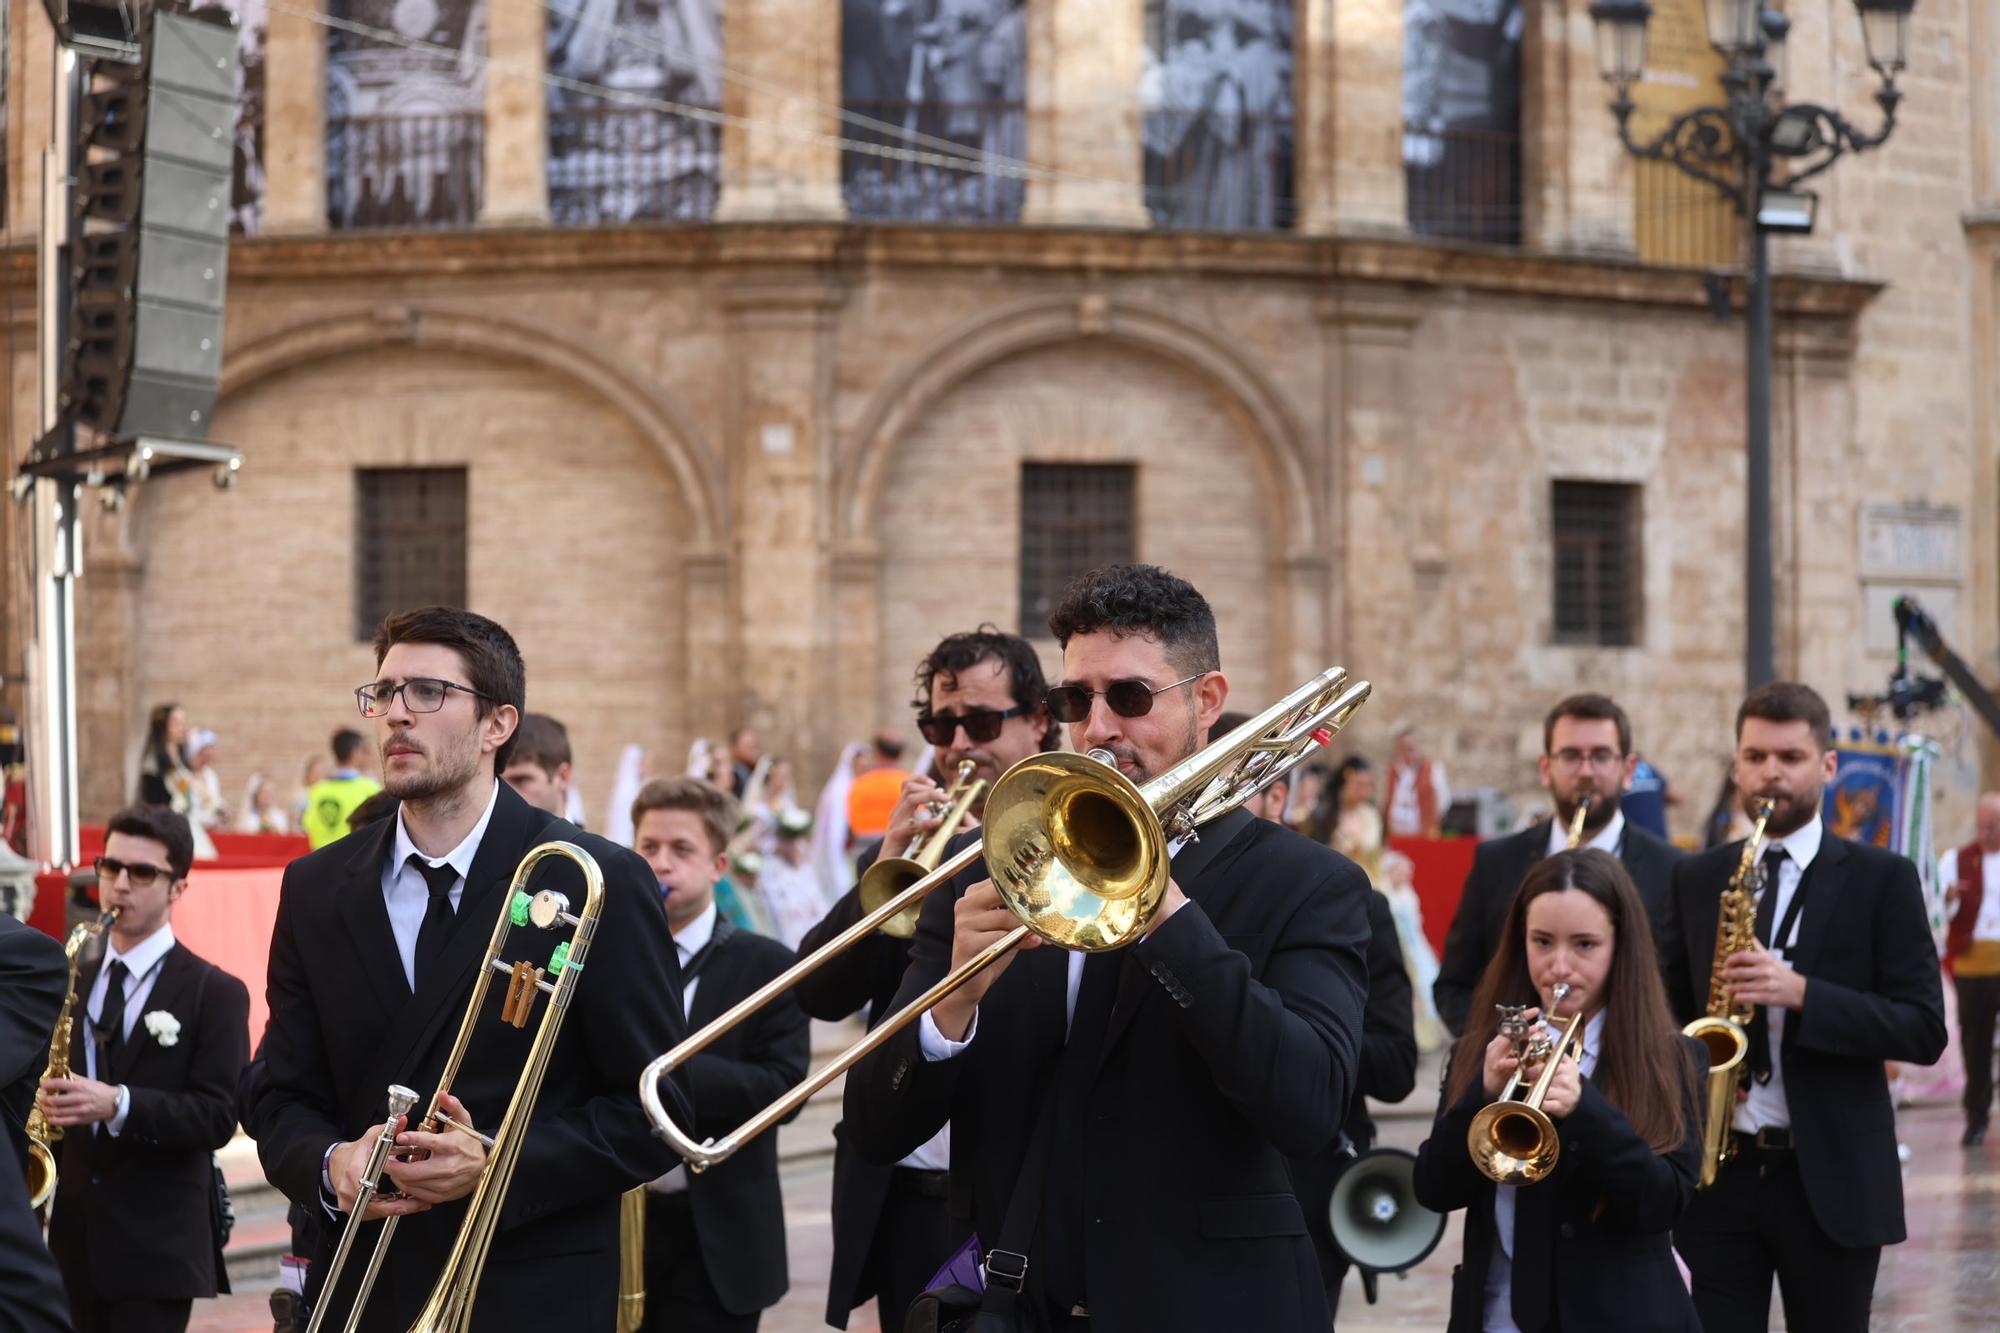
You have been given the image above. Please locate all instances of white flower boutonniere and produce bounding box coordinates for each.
[143,1010,181,1048]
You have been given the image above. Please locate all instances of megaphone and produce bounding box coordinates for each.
[1329,1147,1446,1304]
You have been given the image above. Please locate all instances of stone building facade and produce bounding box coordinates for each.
[1,0,1993,841]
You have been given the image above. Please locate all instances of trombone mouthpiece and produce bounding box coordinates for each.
[386,1085,419,1117]
[1086,748,1117,767]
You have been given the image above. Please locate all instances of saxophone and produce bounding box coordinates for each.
[1683,799,1775,1188]
[24,907,119,1210]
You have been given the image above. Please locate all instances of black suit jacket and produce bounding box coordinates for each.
[843,808,1371,1330]
[1414,1036,1706,1333]
[1434,821,1686,1035]
[250,782,691,1331]
[673,920,810,1316]
[48,941,250,1302]
[1654,832,1946,1248]
[0,914,71,1332]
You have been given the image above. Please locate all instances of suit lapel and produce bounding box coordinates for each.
[1788,834,1847,979]
[1489,829,1545,943]
[336,816,410,1011]
[112,945,194,1083]
[687,926,742,1029]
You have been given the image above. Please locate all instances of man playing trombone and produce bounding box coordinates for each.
[842,564,1372,1330]
[249,607,690,1330]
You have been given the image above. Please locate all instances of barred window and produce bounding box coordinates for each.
[1020,464,1137,635]
[355,468,468,641]
[1552,481,1641,647]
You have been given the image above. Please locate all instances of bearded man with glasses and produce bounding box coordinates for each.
[793,625,1055,1331]
[1432,692,1687,1035]
[247,606,691,1332]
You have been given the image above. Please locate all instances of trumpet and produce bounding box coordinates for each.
[1684,797,1777,1188]
[856,760,985,938]
[1468,984,1584,1185]
[25,907,119,1210]
[313,843,605,1333]
[1565,794,1593,850]
[641,665,1372,1172]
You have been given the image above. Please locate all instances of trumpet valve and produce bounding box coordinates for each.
[502,961,545,1028]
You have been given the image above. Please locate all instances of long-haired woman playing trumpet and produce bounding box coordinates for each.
[1414,849,1705,1333]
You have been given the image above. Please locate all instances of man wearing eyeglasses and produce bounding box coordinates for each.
[40,805,250,1333]
[1432,692,1687,1035]
[794,625,1054,1330]
[248,606,689,1331]
[845,564,1371,1331]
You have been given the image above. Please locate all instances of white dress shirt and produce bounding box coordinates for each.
[83,920,178,1137]
[1940,846,2000,938]
[650,900,722,1195]
[1544,807,1627,861]
[1736,815,1824,1134]
[381,781,500,990]
[1483,1008,1605,1333]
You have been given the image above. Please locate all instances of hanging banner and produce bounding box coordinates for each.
[1402,0,1521,242]
[1141,0,1294,230]
[1824,739,1900,850]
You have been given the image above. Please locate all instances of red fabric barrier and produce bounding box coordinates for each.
[173,866,284,1048]
[1388,835,1478,957]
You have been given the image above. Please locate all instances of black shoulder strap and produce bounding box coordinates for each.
[982,1083,1061,1300]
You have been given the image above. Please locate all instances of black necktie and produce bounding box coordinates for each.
[98,958,129,1068]
[1039,952,1121,1314]
[1748,846,1789,1083]
[409,855,460,991]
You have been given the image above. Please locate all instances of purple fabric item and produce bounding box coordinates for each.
[926,1232,986,1294]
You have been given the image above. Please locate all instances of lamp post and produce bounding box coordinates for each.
[1586,0,1914,690]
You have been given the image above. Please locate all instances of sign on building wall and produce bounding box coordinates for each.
[326,0,487,228]
[546,0,723,223]
[1141,0,1293,230]
[841,0,1027,222]
[1403,0,1520,243]
[191,0,268,235]
[1624,0,1732,265]
[1859,502,1964,654]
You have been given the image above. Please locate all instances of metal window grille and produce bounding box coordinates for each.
[355,468,468,640]
[1019,464,1136,635]
[1552,481,1640,647]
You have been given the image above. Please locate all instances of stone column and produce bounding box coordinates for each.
[1019,0,1149,228]
[260,0,326,234]
[715,0,843,220]
[7,0,58,240]
[1295,0,1405,235]
[1520,0,1635,255]
[481,0,547,225]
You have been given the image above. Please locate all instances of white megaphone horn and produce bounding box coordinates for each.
[1329,1146,1446,1304]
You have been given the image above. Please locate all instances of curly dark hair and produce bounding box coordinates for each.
[912,625,1058,751]
[1045,564,1220,677]
[371,607,526,774]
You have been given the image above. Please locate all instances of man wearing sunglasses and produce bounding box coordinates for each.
[795,626,1055,1330]
[1431,692,1687,1035]
[248,606,690,1331]
[845,564,1372,1331]
[40,805,250,1333]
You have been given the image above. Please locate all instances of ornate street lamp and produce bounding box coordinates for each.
[1586,0,1914,689]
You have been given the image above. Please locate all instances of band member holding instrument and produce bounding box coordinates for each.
[40,806,250,1333]
[249,607,689,1331]
[631,777,809,1333]
[843,564,1371,1330]
[0,911,71,1331]
[1435,694,1685,1035]
[793,627,1054,1330]
[1416,850,1704,1333]
[1655,682,1945,1333]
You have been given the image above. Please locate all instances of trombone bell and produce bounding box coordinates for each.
[984,752,1166,952]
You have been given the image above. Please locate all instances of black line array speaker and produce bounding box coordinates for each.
[61,9,238,443]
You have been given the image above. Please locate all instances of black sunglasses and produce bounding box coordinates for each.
[917,705,1028,746]
[1044,672,1204,724]
[94,855,174,888]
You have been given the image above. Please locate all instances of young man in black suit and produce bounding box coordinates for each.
[39,804,251,1333]
[1434,693,1686,1034]
[843,563,1372,1330]
[1657,681,1946,1333]
[249,607,691,1331]
[793,626,1054,1330]
[0,910,72,1332]
[631,776,809,1332]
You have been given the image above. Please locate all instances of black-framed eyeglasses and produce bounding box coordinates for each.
[917,705,1029,746]
[1044,672,1205,724]
[93,855,173,888]
[355,677,489,718]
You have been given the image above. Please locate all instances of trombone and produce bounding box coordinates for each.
[1467,984,1585,1186]
[856,759,985,937]
[640,665,1372,1172]
[309,842,606,1333]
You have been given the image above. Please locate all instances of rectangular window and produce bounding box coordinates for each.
[1019,464,1137,636]
[1552,480,1641,647]
[355,468,468,641]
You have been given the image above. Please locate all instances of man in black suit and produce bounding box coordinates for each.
[793,626,1054,1330]
[39,805,251,1332]
[844,563,1371,1330]
[631,776,809,1331]
[0,910,71,1331]
[1434,692,1685,1034]
[1657,681,1946,1333]
[249,606,690,1331]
